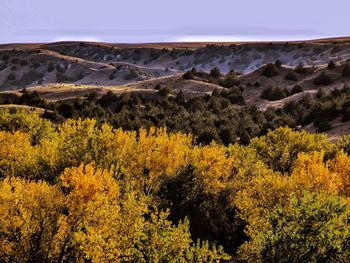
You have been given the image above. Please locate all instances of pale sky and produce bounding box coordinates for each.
[1,0,349,43]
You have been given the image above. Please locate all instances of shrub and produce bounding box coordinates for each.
[158,87,172,97]
[327,60,336,69]
[210,67,221,78]
[261,86,288,101]
[20,60,28,66]
[47,62,55,73]
[313,72,333,86]
[7,73,16,81]
[220,77,238,88]
[295,62,308,74]
[342,64,350,77]
[275,59,282,67]
[183,71,194,80]
[123,70,139,81]
[0,64,7,71]
[290,85,303,95]
[31,61,40,68]
[261,63,279,78]
[316,119,332,132]
[284,72,298,81]
[243,192,350,262]
[2,54,9,61]
[58,103,74,118]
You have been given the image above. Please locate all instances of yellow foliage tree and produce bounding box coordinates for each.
[251,127,333,174]
[329,150,350,196]
[0,109,54,144]
[190,143,234,194]
[0,131,39,179]
[0,177,65,262]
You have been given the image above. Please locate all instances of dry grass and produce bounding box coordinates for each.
[0,104,47,114]
[25,83,155,101]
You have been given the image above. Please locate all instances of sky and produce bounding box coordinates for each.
[0,0,349,44]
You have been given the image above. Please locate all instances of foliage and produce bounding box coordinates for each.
[284,72,298,81]
[210,67,221,78]
[342,63,350,77]
[313,72,333,86]
[241,192,350,262]
[261,86,288,101]
[251,127,333,173]
[1,110,350,262]
[328,60,336,69]
[261,63,279,78]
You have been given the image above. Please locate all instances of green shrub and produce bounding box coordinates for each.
[261,86,288,101]
[313,72,333,86]
[20,60,28,66]
[290,85,303,95]
[183,71,194,80]
[342,64,350,77]
[284,72,298,81]
[123,70,139,81]
[158,87,172,97]
[295,62,308,74]
[261,63,279,78]
[275,59,282,67]
[210,67,221,78]
[7,73,16,81]
[327,60,336,69]
[47,62,55,73]
[316,119,332,132]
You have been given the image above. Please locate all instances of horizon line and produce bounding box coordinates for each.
[1,35,350,46]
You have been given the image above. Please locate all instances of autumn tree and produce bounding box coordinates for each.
[242,192,350,262]
[251,127,333,174]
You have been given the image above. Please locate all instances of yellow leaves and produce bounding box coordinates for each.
[127,127,193,195]
[59,164,144,262]
[234,172,291,234]
[290,151,342,195]
[235,151,350,261]
[251,127,333,173]
[190,143,234,193]
[0,177,64,261]
[329,151,350,196]
[90,125,137,174]
[60,164,119,204]
[0,108,54,144]
[4,111,350,261]
[60,164,120,228]
[135,210,192,262]
[56,118,98,168]
[0,131,38,178]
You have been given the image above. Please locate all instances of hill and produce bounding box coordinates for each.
[2,37,350,140]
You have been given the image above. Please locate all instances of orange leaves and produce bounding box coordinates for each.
[60,164,119,205]
[329,151,350,196]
